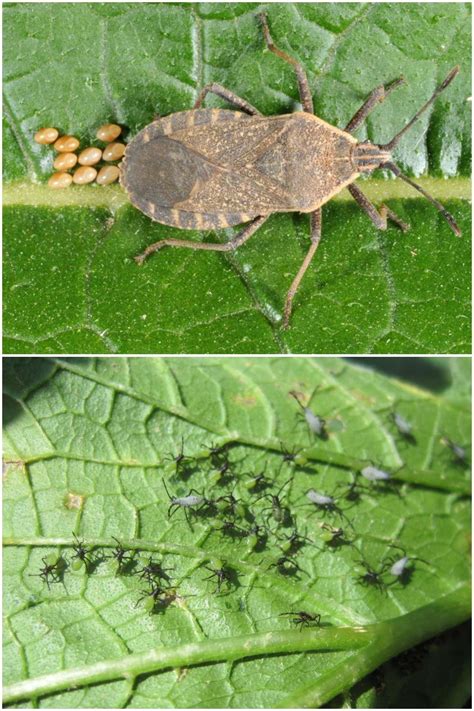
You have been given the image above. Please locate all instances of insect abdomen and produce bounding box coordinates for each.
[121,109,259,230]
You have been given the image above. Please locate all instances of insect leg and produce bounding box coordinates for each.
[348,184,410,232]
[282,209,321,329]
[345,77,405,133]
[183,507,194,531]
[135,216,268,264]
[259,13,313,114]
[193,83,261,116]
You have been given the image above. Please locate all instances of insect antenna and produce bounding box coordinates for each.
[289,390,305,410]
[376,65,461,237]
[381,66,459,152]
[382,161,461,236]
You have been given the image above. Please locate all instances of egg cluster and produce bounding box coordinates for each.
[34,124,125,188]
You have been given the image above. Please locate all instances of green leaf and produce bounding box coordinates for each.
[3,357,471,707]
[3,3,471,354]
[343,621,472,708]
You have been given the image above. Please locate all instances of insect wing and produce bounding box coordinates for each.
[122,110,358,228]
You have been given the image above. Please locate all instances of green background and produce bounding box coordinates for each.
[3,3,471,353]
[3,356,471,707]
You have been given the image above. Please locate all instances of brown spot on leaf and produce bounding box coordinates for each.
[65,492,85,510]
[351,389,376,405]
[3,459,25,479]
[104,216,115,231]
[289,388,308,406]
[176,667,188,682]
[233,393,258,407]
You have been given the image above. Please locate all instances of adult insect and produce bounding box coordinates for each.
[121,13,461,328]
[279,611,321,630]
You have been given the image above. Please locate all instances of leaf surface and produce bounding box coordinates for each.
[3,2,472,353]
[3,357,471,707]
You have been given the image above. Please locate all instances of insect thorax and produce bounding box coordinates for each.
[353,142,392,173]
[271,114,357,211]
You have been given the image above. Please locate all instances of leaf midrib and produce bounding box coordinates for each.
[3,585,470,707]
[3,358,470,496]
[2,178,470,211]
